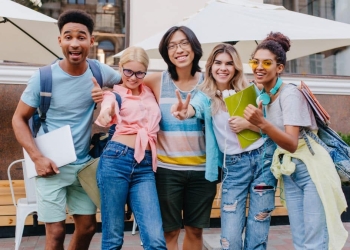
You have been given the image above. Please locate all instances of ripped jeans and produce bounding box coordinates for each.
[221,138,277,250]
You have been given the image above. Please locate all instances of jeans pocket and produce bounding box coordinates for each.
[101,147,124,159]
[226,155,240,165]
[264,139,276,155]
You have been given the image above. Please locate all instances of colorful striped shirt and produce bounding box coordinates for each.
[157,71,206,170]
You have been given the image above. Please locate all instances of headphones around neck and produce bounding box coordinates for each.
[256,78,283,105]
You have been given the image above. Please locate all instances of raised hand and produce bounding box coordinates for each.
[170,89,191,120]
[244,101,264,127]
[97,101,116,126]
[91,77,104,103]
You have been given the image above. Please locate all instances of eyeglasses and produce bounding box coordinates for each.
[248,59,279,70]
[122,68,147,79]
[167,40,190,51]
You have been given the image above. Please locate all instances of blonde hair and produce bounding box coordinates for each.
[199,43,248,115]
[119,46,149,69]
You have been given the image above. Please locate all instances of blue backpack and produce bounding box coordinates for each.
[30,59,121,157]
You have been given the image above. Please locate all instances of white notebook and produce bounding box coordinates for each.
[23,125,77,179]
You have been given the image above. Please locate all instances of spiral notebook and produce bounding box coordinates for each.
[224,84,261,149]
[23,125,77,178]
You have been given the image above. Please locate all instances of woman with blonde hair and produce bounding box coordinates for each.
[172,43,277,250]
[95,46,167,249]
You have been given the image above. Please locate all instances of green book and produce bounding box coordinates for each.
[224,84,261,149]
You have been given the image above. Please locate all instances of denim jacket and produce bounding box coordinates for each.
[191,91,223,182]
[304,117,350,182]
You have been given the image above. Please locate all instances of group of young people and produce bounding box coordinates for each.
[12,8,348,250]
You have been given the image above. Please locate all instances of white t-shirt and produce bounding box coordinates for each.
[212,110,264,155]
[265,84,317,135]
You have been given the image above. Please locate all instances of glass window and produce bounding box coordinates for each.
[263,0,340,75]
[309,54,323,75]
[98,0,116,4]
[67,0,85,4]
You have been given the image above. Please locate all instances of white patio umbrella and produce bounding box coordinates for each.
[116,0,350,63]
[0,0,63,64]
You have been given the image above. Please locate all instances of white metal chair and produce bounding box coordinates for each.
[132,219,143,246]
[7,159,38,250]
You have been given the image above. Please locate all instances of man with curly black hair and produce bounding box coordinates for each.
[12,9,121,249]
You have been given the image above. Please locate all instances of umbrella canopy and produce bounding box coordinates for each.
[0,0,63,64]
[117,0,350,63]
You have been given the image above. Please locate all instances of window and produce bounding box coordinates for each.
[67,0,85,4]
[309,54,323,75]
[285,59,298,74]
[96,14,115,33]
[98,0,115,4]
[97,40,115,64]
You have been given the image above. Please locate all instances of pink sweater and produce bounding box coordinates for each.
[95,84,161,171]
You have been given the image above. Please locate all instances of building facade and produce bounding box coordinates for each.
[264,0,350,76]
[41,0,125,65]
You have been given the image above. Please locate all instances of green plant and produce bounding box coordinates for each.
[336,132,350,186]
[338,132,350,146]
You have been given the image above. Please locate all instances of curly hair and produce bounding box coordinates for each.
[57,9,94,35]
[252,32,291,65]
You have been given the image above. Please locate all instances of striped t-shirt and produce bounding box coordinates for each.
[157,71,206,171]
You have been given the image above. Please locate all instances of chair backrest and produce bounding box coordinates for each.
[7,159,37,206]
[21,160,37,204]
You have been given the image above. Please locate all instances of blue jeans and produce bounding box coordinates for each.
[282,157,328,250]
[96,141,167,250]
[220,139,277,250]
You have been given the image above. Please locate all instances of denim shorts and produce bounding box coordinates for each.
[156,167,217,232]
[35,162,97,223]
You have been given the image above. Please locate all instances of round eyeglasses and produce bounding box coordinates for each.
[122,68,147,79]
[167,40,190,51]
[248,59,280,70]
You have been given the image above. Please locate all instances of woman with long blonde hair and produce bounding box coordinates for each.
[172,43,277,250]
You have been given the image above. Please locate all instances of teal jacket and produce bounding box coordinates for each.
[191,91,223,182]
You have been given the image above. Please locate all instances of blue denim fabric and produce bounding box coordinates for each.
[304,117,350,181]
[282,157,328,250]
[96,141,166,250]
[220,139,277,250]
[190,90,223,182]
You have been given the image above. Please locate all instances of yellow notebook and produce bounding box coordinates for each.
[224,84,261,149]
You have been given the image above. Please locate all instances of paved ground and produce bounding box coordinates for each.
[1,223,350,249]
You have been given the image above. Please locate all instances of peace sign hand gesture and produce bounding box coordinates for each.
[170,89,192,120]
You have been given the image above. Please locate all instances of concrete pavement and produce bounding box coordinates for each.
[0,223,350,249]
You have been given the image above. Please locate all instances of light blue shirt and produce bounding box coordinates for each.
[191,91,223,182]
[21,60,121,164]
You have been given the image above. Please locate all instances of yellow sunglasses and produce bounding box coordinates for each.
[248,59,276,70]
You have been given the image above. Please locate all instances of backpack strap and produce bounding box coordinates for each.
[87,59,103,88]
[113,92,122,109]
[107,92,122,140]
[37,59,103,134]
[38,64,53,134]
